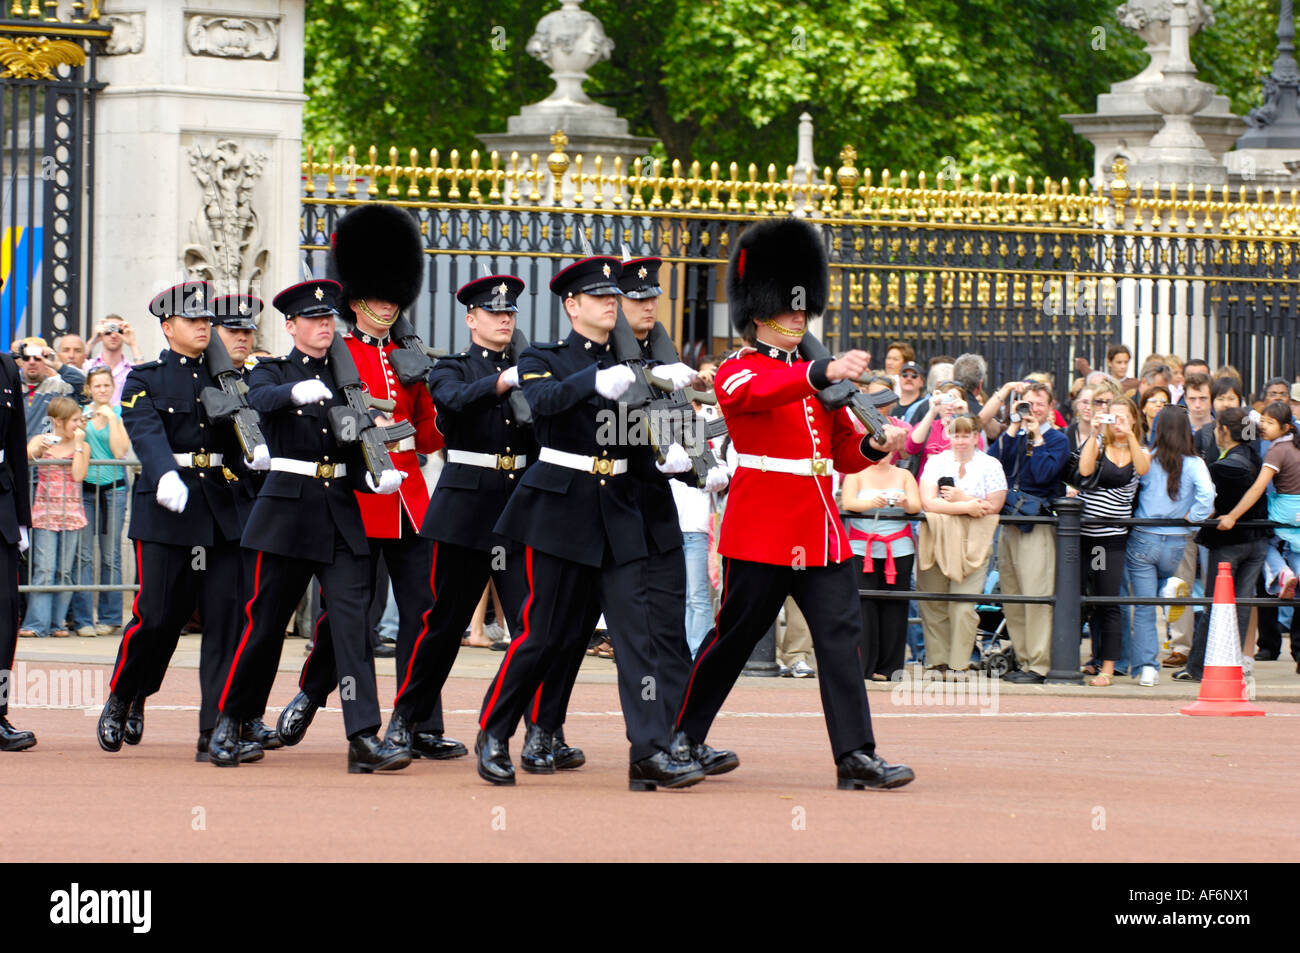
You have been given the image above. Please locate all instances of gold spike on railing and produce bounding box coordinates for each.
[546,131,569,205]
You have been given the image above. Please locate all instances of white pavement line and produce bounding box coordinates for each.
[19,704,1295,718]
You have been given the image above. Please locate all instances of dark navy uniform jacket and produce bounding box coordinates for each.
[0,353,30,544]
[229,364,265,529]
[494,328,649,568]
[120,351,243,546]
[241,348,370,559]
[421,344,537,552]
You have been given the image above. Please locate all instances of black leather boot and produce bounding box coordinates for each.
[275,691,318,747]
[208,714,243,767]
[411,731,468,760]
[96,694,129,753]
[520,722,555,774]
[123,695,145,746]
[671,729,738,776]
[835,750,915,790]
[384,711,412,751]
[628,750,706,791]
[347,732,412,774]
[0,715,36,752]
[475,730,514,785]
[242,717,283,750]
[551,726,585,770]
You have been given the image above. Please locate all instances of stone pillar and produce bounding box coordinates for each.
[1226,0,1300,187]
[92,0,306,357]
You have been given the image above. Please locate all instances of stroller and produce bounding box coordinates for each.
[974,568,1018,677]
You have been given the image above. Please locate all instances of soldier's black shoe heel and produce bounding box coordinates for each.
[835,750,915,790]
[628,751,706,791]
[347,732,411,774]
[243,717,282,750]
[670,729,738,776]
[208,715,243,767]
[0,715,36,752]
[520,722,554,774]
[411,732,467,759]
[475,730,515,785]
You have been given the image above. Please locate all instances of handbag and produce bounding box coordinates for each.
[1002,434,1053,532]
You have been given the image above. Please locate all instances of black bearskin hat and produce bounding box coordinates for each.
[328,203,425,312]
[726,217,828,333]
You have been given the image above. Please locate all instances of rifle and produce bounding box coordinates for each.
[796,331,895,437]
[643,322,722,488]
[387,313,438,386]
[326,332,417,484]
[199,332,265,463]
[606,312,682,474]
[504,327,533,427]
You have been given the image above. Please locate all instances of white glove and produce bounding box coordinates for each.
[156,470,189,513]
[704,464,730,493]
[655,443,692,475]
[365,469,406,494]
[595,365,637,400]
[17,526,29,554]
[249,444,271,471]
[650,362,699,391]
[291,380,333,405]
[500,366,520,389]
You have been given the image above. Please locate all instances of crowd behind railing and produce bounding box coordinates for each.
[14,321,1300,687]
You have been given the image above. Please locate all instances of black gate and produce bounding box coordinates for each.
[0,7,109,350]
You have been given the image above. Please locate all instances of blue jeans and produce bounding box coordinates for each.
[21,527,80,637]
[67,482,127,628]
[376,579,398,642]
[681,532,712,657]
[1124,530,1194,672]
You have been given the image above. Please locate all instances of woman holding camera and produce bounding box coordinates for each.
[18,397,89,638]
[68,367,131,636]
[1076,397,1147,685]
[916,414,1006,675]
[905,381,978,477]
[843,453,922,680]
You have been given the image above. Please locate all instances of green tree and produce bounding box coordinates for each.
[303,0,1283,181]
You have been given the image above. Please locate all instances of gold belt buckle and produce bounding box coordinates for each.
[591,457,614,476]
[497,454,515,471]
[316,462,335,479]
[192,451,210,468]
[811,458,829,476]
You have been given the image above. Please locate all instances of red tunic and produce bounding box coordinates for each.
[343,332,442,537]
[716,347,879,567]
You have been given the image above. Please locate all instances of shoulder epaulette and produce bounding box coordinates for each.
[437,351,471,360]
[130,359,163,372]
[532,340,567,351]
[256,356,290,364]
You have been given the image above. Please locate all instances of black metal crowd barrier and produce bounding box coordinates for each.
[845,498,1290,683]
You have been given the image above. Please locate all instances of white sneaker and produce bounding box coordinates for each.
[76,625,98,638]
[1160,577,1190,623]
[790,660,817,678]
[1139,665,1159,687]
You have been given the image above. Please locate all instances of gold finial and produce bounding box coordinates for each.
[303,143,315,196]
[836,145,859,213]
[547,130,570,204]
[1109,157,1130,225]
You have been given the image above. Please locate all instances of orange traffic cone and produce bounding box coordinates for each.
[1181,562,1265,717]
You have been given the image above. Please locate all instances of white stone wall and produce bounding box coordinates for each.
[92,0,305,359]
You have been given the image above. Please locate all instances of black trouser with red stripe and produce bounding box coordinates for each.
[0,540,20,718]
[528,544,692,735]
[677,556,876,760]
[219,538,379,738]
[480,546,673,763]
[298,527,437,726]
[110,538,243,734]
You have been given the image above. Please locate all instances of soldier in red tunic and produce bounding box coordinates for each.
[674,217,916,790]
[276,204,464,760]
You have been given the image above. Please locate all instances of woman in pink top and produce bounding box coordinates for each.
[905,381,980,475]
[19,396,89,638]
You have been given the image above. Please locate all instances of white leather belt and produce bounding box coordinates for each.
[270,457,348,479]
[0,448,5,463]
[391,436,416,453]
[737,453,832,477]
[174,452,224,468]
[447,449,528,471]
[539,446,627,476]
